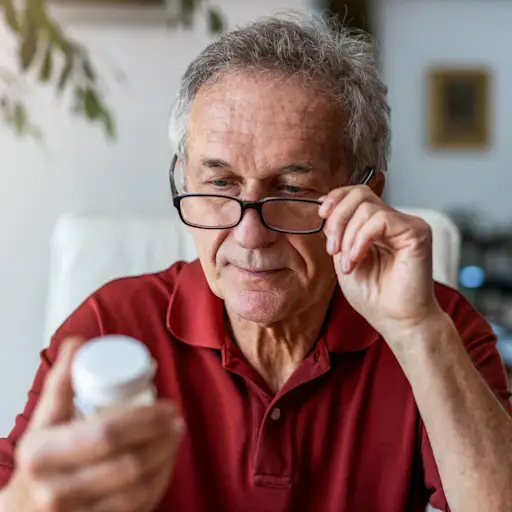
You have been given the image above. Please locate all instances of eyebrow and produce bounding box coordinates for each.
[200,157,315,174]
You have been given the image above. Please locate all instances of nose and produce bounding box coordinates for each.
[232,207,279,249]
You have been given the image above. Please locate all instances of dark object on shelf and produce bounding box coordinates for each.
[454,217,512,332]
[443,210,512,366]
[460,267,512,296]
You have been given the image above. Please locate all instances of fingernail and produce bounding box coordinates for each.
[319,199,333,215]
[327,236,337,254]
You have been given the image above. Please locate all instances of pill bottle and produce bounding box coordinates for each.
[71,335,157,417]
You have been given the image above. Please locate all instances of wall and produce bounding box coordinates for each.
[0,0,310,436]
[376,0,512,229]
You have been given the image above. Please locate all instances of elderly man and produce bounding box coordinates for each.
[0,13,511,512]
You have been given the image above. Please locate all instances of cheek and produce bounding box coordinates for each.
[289,233,333,277]
[189,227,227,274]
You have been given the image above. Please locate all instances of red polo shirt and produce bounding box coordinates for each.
[0,260,510,511]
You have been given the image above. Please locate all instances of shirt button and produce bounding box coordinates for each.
[270,407,281,421]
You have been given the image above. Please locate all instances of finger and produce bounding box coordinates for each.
[75,463,175,512]
[21,401,183,474]
[322,187,381,255]
[318,184,378,218]
[339,210,389,274]
[42,424,184,504]
[318,187,354,217]
[140,416,184,511]
[340,202,384,257]
[344,210,419,271]
[30,337,84,430]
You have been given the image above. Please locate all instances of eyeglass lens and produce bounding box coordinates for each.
[180,196,322,232]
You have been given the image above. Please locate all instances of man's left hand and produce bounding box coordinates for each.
[319,184,444,347]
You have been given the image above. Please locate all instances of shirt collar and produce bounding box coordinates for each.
[166,260,379,353]
[166,260,225,349]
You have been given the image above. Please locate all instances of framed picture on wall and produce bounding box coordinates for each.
[50,1,164,4]
[428,68,491,150]
[47,0,170,24]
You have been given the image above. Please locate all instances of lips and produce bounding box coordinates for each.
[235,266,283,275]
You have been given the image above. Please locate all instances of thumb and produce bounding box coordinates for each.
[30,337,84,430]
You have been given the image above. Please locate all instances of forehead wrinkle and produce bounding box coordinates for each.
[187,73,348,184]
[192,77,335,133]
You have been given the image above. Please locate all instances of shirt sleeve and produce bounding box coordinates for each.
[0,297,103,490]
[422,286,512,511]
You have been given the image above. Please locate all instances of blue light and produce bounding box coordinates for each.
[459,265,485,289]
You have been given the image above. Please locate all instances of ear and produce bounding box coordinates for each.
[369,171,386,198]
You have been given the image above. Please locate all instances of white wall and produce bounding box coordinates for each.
[376,0,512,229]
[0,0,310,436]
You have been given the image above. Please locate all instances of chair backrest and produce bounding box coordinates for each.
[43,209,460,345]
[397,207,461,289]
[43,213,198,345]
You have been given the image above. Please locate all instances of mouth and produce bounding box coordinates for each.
[233,266,284,277]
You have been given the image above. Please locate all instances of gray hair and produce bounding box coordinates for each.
[168,12,391,182]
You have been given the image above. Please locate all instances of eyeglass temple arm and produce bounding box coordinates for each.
[360,167,375,185]
[169,155,179,196]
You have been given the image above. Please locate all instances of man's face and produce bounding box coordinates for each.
[185,73,349,325]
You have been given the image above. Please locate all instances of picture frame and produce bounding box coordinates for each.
[49,0,164,4]
[47,0,168,24]
[428,68,491,150]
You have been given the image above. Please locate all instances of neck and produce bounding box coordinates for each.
[225,285,335,394]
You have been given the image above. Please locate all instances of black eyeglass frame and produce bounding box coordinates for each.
[168,154,375,235]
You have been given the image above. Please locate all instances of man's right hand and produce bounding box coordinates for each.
[0,338,185,512]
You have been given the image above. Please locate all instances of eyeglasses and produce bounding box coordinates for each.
[169,155,374,234]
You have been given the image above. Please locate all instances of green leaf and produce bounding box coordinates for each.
[179,0,194,27]
[84,89,101,120]
[4,0,20,33]
[46,20,67,52]
[82,58,96,82]
[182,0,198,14]
[19,21,39,70]
[13,104,27,134]
[39,45,53,82]
[58,51,74,91]
[102,109,116,139]
[29,0,48,25]
[207,8,224,34]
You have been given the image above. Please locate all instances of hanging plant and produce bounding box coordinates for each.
[0,0,224,140]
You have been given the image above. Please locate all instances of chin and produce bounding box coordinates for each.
[224,289,292,325]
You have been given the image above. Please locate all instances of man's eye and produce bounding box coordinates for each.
[211,179,231,187]
[279,185,306,194]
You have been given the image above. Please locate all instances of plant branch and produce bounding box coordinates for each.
[0,0,225,141]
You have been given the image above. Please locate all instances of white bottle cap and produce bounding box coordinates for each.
[72,335,156,408]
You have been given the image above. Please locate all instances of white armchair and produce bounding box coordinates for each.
[43,213,198,346]
[43,208,460,347]
[398,207,461,289]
